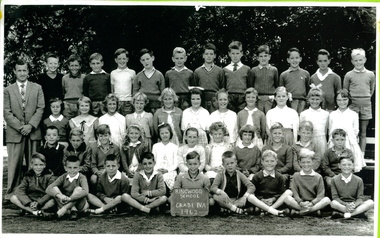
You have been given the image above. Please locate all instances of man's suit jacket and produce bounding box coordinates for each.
[4,81,45,143]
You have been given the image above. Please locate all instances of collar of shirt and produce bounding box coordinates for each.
[341,173,352,183]
[263,170,275,178]
[49,114,64,122]
[16,80,28,90]
[97,141,114,148]
[116,67,130,72]
[108,170,122,183]
[244,107,258,113]
[186,170,200,181]
[212,142,225,147]
[134,111,145,119]
[66,173,80,182]
[300,170,316,176]
[353,67,367,73]
[296,140,311,148]
[90,70,107,74]
[224,170,237,177]
[236,140,254,149]
[172,66,188,72]
[44,142,60,150]
[129,141,141,147]
[258,64,271,69]
[288,67,300,72]
[225,61,243,71]
[139,170,159,183]
[201,63,215,72]
[69,73,82,78]
[316,68,333,81]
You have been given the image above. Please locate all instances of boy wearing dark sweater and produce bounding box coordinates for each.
[279,47,310,114]
[193,43,225,113]
[46,155,89,219]
[223,41,251,112]
[165,47,193,110]
[87,154,148,214]
[248,45,278,114]
[83,52,111,117]
[330,156,374,219]
[131,152,168,213]
[284,148,331,216]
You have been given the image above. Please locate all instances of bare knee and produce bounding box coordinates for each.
[10,195,18,204]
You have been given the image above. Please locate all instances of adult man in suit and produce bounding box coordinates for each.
[3,59,45,199]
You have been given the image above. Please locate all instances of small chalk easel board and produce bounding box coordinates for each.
[170,188,209,216]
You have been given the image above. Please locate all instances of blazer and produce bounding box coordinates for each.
[4,81,45,142]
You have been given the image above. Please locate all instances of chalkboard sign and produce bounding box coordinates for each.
[170,188,209,216]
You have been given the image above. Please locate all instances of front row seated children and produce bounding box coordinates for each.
[121,124,149,178]
[152,123,179,194]
[251,150,292,215]
[330,156,374,219]
[131,152,168,213]
[171,151,214,206]
[284,149,331,216]
[37,125,65,176]
[210,151,286,216]
[64,128,92,179]
[11,153,56,216]
[87,154,150,214]
[321,128,354,196]
[90,124,121,188]
[205,122,232,179]
[46,155,89,219]
[233,125,261,180]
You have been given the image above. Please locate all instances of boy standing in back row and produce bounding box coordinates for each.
[224,41,250,112]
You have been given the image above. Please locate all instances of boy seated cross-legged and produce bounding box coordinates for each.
[284,148,331,217]
[330,156,374,219]
[131,152,168,214]
[87,154,148,215]
[46,155,89,220]
[11,153,56,217]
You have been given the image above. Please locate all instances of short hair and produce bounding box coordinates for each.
[172,47,186,56]
[114,48,129,58]
[238,124,255,140]
[269,122,284,133]
[209,121,227,135]
[103,93,119,112]
[273,86,291,107]
[244,87,258,98]
[228,41,242,52]
[203,43,216,54]
[287,47,301,57]
[331,128,347,138]
[132,92,149,104]
[351,48,366,58]
[31,153,46,164]
[67,54,82,65]
[257,45,270,54]
[45,52,59,62]
[335,89,352,106]
[317,49,330,59]
[123,124,145,149]
[45,125,59,134]
[89,52,103,62]
[140,151,155,163]
[189,88,203,97]
[105,154,118,162]
[14,59,29,70]
[262,150,277,161]
[65,155,80,164]
[184,127,199,137]
[77,96,93,114]
[299,121,313,132]
[158,88,179,103]
[307,87,323,99]
[186,151,200,161]
[298,148,315,161]
[339,156,354,164]
[69,128,84,140]
[96,124,111,136]
[49,97,62,109]
[157,123,173,140]
[215,88,228,100]
[222,150,236,163]
[139,48,153,58]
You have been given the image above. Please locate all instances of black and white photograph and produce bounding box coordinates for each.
[1,1,378,236]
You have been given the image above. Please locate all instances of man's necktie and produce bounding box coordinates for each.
[233,63,238,71]
[20,83,26,111]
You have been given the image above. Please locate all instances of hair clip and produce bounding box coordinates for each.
[158,122,165,127]
[310,83,322,89]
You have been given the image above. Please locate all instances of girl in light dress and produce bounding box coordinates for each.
[99,93,126,148]
[152,123,178,192]
[328,89,366,172]
[69,96,98,149]
[266,86,299,146]
[300,87,329,161]
[209,89,238,145]
[153,88,182,147]
[181,88,209,148]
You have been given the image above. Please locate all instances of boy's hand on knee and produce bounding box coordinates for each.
[104,197,114,204]
[346,202,355,212]
[218,191,230,204]
[29,201,38,210]
[234,197,247,207]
